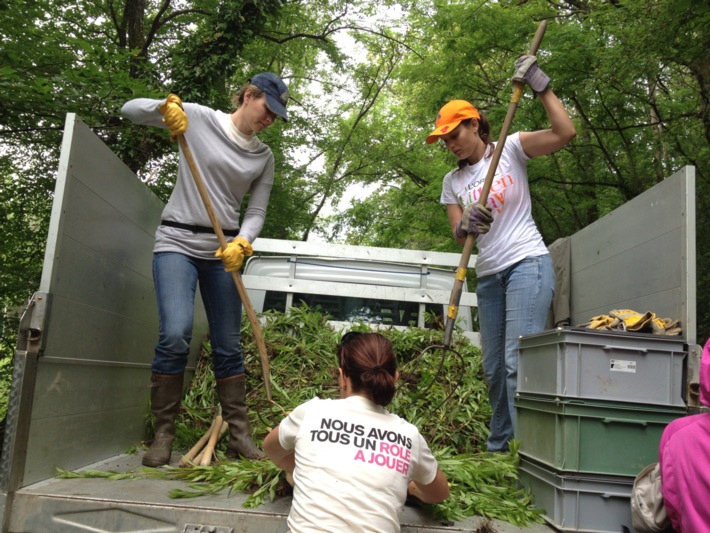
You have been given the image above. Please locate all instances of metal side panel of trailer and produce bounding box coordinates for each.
[568,165,696,345]
[0,113,209,532]
[0,114,556,533]
[567,165,700,385]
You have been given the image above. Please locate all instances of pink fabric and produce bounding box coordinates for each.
[701,338,710,408]
[658,338,710,532]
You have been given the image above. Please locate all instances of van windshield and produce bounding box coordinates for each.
[262,291,441,327]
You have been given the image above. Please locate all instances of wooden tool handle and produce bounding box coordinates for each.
[180,416,219,467]
[177,134,272,402]
[444,20,548,347]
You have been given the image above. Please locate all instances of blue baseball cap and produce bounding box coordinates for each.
[250,72,289,121]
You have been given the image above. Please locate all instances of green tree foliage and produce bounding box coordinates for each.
[2,0,710,359]
[330,0,710,340]
[0,0,399,357]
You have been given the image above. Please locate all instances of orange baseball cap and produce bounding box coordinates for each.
[426,100,480,144]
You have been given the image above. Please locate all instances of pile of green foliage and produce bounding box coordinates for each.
[60,306,542,526]
[173,306,541,526]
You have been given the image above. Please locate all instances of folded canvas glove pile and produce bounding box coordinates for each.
[579,309,682,336]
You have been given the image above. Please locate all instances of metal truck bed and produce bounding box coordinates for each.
[7,453,552,533]
[1,113,696,533]
[0,114,556,532]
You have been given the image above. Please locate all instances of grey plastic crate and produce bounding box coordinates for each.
[517,328,686,407]
[518,456,638,533]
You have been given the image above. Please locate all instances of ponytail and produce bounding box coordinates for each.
[338,333,397,406]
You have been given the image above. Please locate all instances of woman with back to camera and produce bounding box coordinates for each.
[426,55,576,452]
[263,332,449,532]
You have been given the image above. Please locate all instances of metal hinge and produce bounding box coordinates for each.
[182,525,234,533]
[15,291,50,356]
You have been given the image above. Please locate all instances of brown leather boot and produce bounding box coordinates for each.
[142,373,184,467]
[216,374,265,460]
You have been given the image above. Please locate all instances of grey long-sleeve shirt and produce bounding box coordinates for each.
[121,98,275,258]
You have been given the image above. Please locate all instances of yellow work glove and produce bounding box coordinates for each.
[586,314,618,330]
[215,237,253,272]
[158,93,188,141]
[651,317,682,336]
[610,309,654,332]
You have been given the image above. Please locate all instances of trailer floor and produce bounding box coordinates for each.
[7,453,556,533]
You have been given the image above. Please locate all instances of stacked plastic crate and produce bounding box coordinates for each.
[514,327,688,533]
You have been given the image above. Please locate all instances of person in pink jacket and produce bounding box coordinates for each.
[658,337,710,532]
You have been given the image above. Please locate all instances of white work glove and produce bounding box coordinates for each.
[512,54,551,94]
[456,203,494,239]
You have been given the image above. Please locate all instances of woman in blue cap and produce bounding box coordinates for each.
[121,72,289,467]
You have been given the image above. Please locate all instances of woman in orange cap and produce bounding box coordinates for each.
[426,55,576,452]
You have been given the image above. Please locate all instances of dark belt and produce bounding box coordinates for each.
[161,220,240,237]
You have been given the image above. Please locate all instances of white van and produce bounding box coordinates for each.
[242,239,479,345]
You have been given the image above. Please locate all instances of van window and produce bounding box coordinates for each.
[262,291,442,327]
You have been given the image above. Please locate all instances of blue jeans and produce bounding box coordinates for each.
[152,252,244,379]
[476,255,554,452]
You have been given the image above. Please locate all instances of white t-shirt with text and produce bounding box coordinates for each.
[278,395,439,533]
[440,132,548,277]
